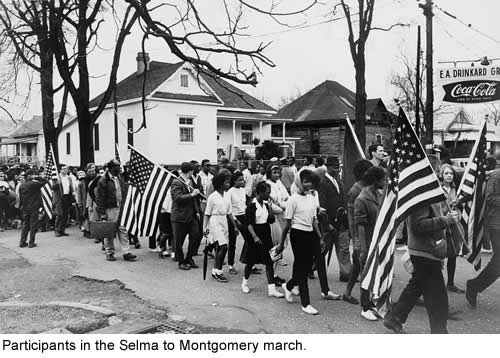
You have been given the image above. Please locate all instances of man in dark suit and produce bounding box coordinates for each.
[18,170,46,248]
[318,156,352,281]
[171,162,202,270]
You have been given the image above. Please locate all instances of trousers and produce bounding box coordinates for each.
[468,227,500,293]
[55,194,72,234]
[286,229,315,307]
[390,255,448,334]
[20,209,39,245]
[103,207,130,255]
[173,217,200,265]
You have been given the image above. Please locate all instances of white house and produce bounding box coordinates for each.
[0,112,72,166]
[58,53,291,166]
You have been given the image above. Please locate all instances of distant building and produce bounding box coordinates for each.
[272,80,393,159]
[58,52,290,166]
[0,113,71,166]
[434,107,500,162]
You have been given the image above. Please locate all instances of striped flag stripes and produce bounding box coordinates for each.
[456,120,488,270]
[360,108,447,315]
[40,145,58,219]
[115,143,121,163]
[120,147,173,237]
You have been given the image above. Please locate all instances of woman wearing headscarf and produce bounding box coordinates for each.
[265,163,289,285]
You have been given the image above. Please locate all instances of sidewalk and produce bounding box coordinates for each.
[1,226,499,333]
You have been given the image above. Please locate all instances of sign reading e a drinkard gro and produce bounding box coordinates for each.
[439,65,500,104]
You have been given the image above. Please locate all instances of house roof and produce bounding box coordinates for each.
[89,61,275,112]
[152,91,220,104]
[0,119,17,137]
[89,61,183,108]
[9,115,43,137]
[277,81,356,123]
[276,80,387,124]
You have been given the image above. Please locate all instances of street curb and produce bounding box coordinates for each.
[48,301,116,317]
[0,301,116,317]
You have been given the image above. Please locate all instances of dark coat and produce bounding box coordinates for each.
[95,172,127,215]
[19,180,46,212]
[354,186,381,252]
[318,174,343,225]
[170,176,200,223]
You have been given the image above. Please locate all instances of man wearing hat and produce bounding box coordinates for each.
[318,156,352,281]
[96,159,136,262]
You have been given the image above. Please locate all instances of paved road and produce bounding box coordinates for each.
[1,227,499,334]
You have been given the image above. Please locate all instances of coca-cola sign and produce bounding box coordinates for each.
[442,80,500,103]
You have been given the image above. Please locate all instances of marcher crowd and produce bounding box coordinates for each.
[1,143,499,333]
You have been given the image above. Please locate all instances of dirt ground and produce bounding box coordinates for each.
[0,241,244,334]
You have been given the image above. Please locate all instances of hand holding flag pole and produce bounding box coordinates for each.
[126,144,206,199]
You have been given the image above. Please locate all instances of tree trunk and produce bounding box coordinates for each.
[76,104,95,167]
[354,48,367,151]
[39,40,58,163]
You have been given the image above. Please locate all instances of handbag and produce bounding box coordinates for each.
[269,245,283,262]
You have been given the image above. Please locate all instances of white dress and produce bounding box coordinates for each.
[266,179,290,245]
[205,191,232,245]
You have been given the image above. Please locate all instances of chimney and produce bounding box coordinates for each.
[136,52,150,75]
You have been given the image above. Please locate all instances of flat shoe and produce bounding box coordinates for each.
[447,285,465,294]
[342,294,359,305]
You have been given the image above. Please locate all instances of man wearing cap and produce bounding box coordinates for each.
[318,156,352,281]
[96,159,136,262]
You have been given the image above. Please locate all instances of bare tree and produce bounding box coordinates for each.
[485,103,500,126]
[277,88,303,109]
[390,48,453,135]
[0,0,69,161]
[49,1,139,166]
[336,0,408,150]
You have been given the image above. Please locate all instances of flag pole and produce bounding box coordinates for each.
[50,144,64,199]
[456,119,487,200]
[345,113,366,159]
[127,144,206,199]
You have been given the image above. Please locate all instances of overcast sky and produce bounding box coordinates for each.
[1,0,499,121]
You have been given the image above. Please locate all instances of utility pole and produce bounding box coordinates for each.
[415,25,421,138]
[419,0,433,148]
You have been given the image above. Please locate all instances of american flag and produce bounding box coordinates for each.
[456,120,488,270]
[120,147,173,237]
[40,145,58,219]
[360,108,447,314]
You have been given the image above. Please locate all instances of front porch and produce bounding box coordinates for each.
[216,110,293,160]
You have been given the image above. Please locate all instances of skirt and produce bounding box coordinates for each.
[209,215,229,246]
[240,223,273,265]
[270,212,285,246]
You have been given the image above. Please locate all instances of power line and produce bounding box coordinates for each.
[434,3,500,45]
[434,14,477,55]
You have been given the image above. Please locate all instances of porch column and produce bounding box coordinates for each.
[259,121,263,141]
[282,122,286,143]
[232,119,236,147]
